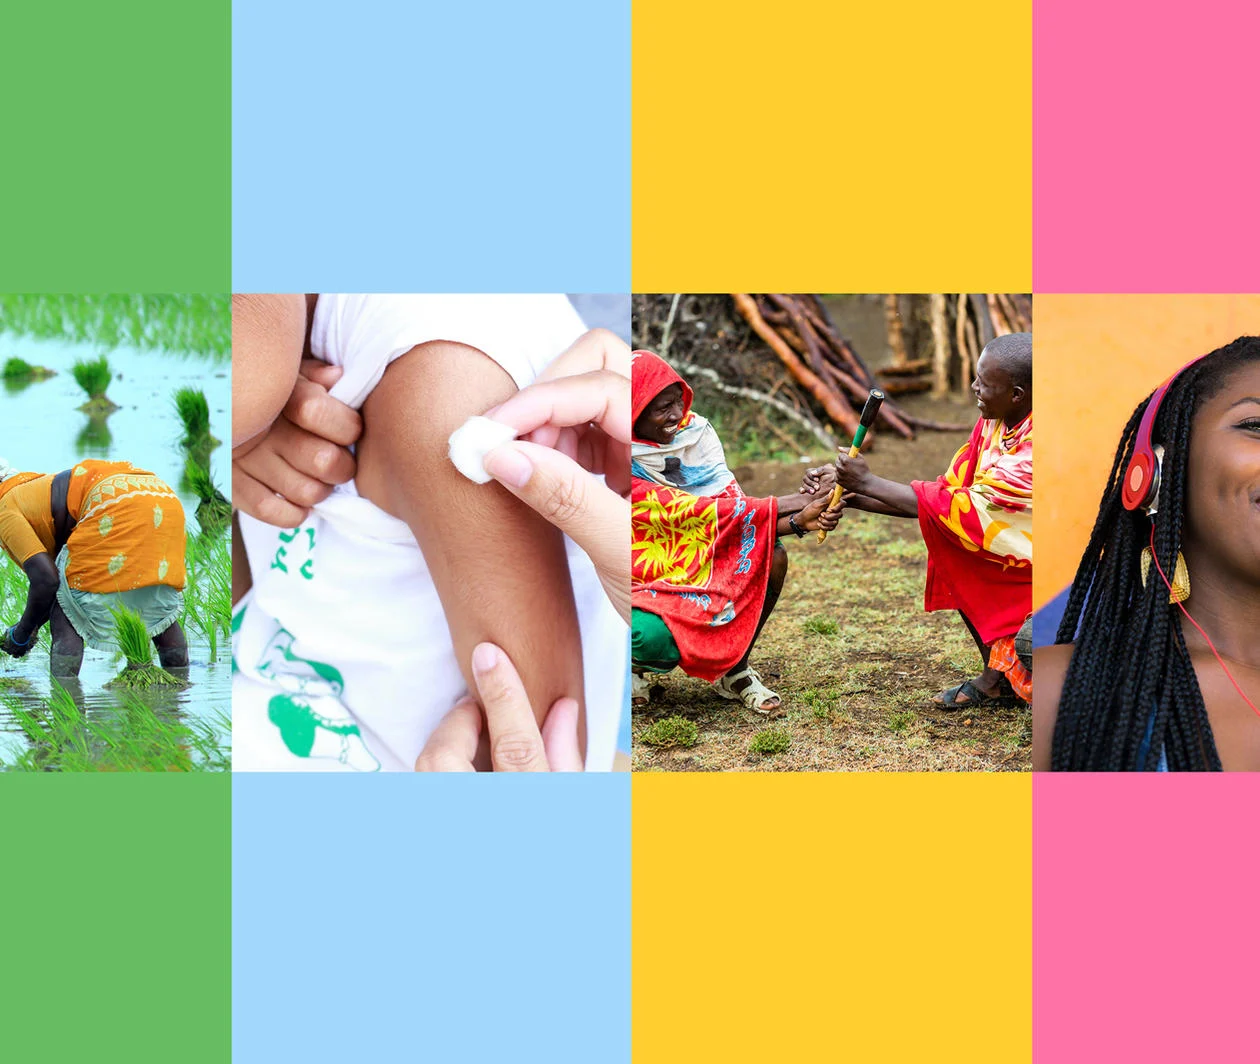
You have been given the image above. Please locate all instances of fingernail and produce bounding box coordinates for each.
[471,642,500,675]
[482,444,533,488]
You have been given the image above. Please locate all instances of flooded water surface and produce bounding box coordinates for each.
[0,298,230,769]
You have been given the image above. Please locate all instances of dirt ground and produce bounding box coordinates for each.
[632,391,1032,773]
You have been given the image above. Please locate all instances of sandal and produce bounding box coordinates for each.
[631,672,652,706]
[932,679,1008,710]
[714,666,781,714]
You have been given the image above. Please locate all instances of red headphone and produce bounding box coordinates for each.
[1121,351,1260,721]
[1120,353,1209,512]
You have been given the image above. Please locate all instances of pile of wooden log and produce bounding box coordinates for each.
[631,294,1032,450]
[729,293,969,441]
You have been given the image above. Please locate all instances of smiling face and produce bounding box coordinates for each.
[1183,361,1260,582]
[634,382,685,444]
[972,348,1018,422]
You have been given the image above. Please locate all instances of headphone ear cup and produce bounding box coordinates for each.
[1123,451,1154,510]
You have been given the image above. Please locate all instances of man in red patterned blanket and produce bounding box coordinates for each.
[631,351,842,713]
[810,333,1032,708]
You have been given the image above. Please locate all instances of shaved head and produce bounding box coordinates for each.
[982,332,1032,392]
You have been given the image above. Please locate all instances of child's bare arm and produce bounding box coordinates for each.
[354,341,587,755]
[231,294,306,449]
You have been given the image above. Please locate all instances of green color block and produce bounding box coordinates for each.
[0,3,229,291]
[0,774,230,1061]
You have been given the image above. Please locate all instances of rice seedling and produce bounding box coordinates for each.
[104,606,187,689]
[183,532,231,660]
[2,356,56,380]
[0,294,230,362]
[173,386,221,452]
[71,354,119,414]
[2,681,229,771]
[184,458,231,534]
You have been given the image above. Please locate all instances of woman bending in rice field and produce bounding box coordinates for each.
[0,457,188,677]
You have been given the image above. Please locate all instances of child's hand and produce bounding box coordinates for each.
[232,361,363,528]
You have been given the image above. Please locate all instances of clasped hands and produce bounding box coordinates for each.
[799,450,872,500]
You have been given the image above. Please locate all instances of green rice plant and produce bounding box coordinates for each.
[71,354,119,413]
[173,386,221,451]
[185,459,231,534]
[2,682,229,771]
[749,726,791,755]
[0,294,230,362]
[638,715,699,748]
[183,532,231,660]
[104,606,187,689]
[2,356,56,380]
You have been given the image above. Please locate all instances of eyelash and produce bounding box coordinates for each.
[1238,418,1260,432]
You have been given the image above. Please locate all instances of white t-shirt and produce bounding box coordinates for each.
[232,294,627,771]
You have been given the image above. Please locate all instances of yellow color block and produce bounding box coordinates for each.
[1033,294,1260,608]
[632,1,1031,292]
[633,774,1030,1061]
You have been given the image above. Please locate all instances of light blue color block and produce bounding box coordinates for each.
[232,1,630,292]
[232,774,631,1063]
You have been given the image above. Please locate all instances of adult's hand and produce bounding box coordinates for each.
[834,451,873,493]
[233,360,362,528]
[800,464,837,496]
[796,493,844,533]
[478,329,630,623]
[415,642,584,772]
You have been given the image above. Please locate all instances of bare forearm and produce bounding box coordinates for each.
[774,493,811,516]
[17,557,58,642]
[845,490,916,518]
[356,342,587,750]
[851,477,918,517]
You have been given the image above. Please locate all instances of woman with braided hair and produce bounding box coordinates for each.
[1034,336,1260,771]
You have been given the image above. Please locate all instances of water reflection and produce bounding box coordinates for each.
[76,414,114,455]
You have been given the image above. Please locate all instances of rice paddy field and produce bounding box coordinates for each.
[0,295,231,770]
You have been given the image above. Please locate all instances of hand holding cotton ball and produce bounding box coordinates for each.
[448,417,520,484]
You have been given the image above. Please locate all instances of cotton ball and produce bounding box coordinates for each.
[448,417,520,484]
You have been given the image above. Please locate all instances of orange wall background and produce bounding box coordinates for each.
[1034,294,1260,608]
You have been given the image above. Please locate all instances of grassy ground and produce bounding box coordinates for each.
[632,427,1032,773]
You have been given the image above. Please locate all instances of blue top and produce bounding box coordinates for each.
[1137,706,1170,772]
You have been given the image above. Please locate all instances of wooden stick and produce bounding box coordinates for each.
[955,293,970,390]
[987,293,1012,336]
[731,294,859,437]
[885,294,909,367]
[930,293,950,399]
[669,357,839,453]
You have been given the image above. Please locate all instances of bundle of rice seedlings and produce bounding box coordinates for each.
[185,458,231,533]
[71,354,119,413]
[173,386,221,451]
[2,357,56,380]
[104,606,187,689]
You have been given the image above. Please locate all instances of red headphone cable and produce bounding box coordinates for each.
[1148,526,1260,719]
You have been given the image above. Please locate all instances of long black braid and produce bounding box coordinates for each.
[1051,336,1260,771]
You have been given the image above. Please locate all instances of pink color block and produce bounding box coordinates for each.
[1034,774,1260,1062]
[1035,2,1260,291]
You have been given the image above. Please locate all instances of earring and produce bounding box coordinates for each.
[1140,547,1191,604]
